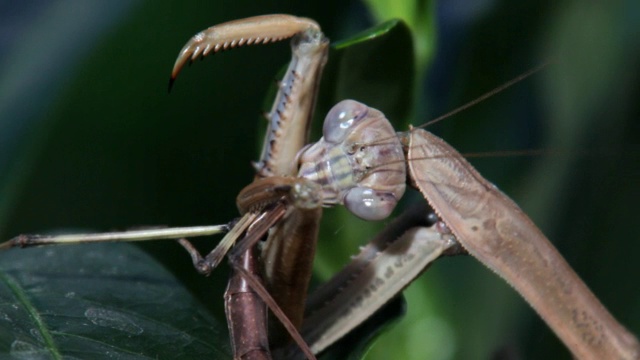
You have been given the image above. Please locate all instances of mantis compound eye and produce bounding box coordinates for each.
[323,100,369,143]
[344,187,398,221]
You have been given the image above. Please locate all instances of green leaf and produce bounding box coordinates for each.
[0,243,230,359]
[332,20,406,49]
[317,19,415,127]
[362,0,436,71]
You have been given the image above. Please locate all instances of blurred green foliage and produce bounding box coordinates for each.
[0,1,639,359]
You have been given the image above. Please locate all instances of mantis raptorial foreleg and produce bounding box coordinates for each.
[276,202,463,357]
[171,14,329,358]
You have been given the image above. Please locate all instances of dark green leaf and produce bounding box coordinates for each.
[316,19,415,130]
[0,243,230,359]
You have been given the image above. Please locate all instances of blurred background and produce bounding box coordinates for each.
[1,0,639,359]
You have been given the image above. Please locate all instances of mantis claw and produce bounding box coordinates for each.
[170,14,320,83]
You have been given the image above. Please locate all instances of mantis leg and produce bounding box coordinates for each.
[0,225,228,250]
[274,203,461,357]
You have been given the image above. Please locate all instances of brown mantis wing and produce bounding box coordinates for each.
[406,128,640,359]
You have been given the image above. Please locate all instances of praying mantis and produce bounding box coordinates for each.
[165,14,638,359]
[1,5,640,360]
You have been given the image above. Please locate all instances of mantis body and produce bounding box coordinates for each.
[2,13,638,360]
[168,15,640,359]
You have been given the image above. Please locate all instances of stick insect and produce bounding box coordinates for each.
[0,10,636,360]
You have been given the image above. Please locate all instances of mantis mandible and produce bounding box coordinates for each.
[1,12,640,358]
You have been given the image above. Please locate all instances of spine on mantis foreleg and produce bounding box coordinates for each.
[248,18,328,348]
[253,19,329,177]
[405,128,640,359]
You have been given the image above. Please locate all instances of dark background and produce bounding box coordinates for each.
[1,1,638,359]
